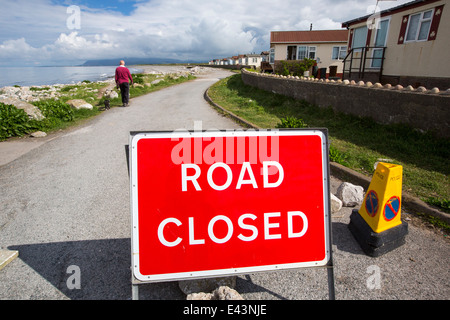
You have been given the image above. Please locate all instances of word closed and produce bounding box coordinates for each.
[130,130,331,282]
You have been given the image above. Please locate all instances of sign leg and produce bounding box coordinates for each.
[327,266,336,300]
[132,283,139,300]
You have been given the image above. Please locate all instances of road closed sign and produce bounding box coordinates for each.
[130,129,331,282]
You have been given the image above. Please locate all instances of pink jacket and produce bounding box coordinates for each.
[115,66,133,84]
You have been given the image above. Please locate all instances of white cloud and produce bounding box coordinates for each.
[51,32,118,57]
[0,38,40,63]
[0,0,414,66]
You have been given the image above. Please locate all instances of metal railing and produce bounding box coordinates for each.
[343,47,386,82]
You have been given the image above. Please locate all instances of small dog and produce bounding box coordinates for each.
[104,99,110,110]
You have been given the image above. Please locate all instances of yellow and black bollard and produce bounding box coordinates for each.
[348,162,408,257]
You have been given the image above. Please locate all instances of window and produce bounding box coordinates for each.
[374,19,390,47]
[352,26,368,51]
[372,18,390,68]
[297,46,307,60]
[308,46,316,59]
[332,46,347,60]
[405,9,433,42]
[297,46,316,60]
[269,48,275,64]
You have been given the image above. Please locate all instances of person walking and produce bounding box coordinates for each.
[115,60,133,107]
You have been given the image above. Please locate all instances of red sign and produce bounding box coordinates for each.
[130,130,331,282]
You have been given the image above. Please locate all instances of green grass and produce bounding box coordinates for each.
[207,73,450,214]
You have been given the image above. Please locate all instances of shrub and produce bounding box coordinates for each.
[274,59,316,77]
[132,74,145,85]
[329,145,349,166]
[276,116,308,128]
[60,85,79,92]
[0,103,34,140]
[33,100,73,122]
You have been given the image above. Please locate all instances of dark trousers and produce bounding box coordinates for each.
[119,82,130,105]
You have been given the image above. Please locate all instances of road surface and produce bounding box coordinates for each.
[0,67,448,300]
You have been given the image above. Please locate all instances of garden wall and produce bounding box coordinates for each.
[241,69,450,138]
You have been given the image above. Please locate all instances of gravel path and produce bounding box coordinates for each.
[0,67,448,300]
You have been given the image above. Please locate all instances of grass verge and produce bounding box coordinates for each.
[207,73,450,218]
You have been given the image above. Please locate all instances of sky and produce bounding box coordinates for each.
[0,0,413,66]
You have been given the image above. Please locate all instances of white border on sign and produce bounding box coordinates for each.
[130,129,331,283]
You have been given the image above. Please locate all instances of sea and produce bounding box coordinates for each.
[1,66,144,88]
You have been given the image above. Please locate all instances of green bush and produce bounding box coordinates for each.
[0,103,34,141]
[33,100,73,122]
[274,59,316,77]
[0,100,82,141]
[329,145,349,166]
[276,116,307,128]
[60,85,79,92]
[132,74,145,85]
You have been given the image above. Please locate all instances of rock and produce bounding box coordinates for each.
[212,286,244,300]
[373,82,383,88]
[186,292,213,300]
[179,277,236,295]
[30,131,47,138]
[151,79,164,85]
[108,91,119,99]
[133,83,144,88]
[189,66,200,74]
[336,182,364,207]
[66,99,93,110]
[331,193,343,213]
[186,286,244,300]
[0,97,45,120]
[374,158,394,170]
[416,86,427,92]
[429,87,439,94]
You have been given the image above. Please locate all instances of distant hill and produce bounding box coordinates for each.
[81,57,205,66]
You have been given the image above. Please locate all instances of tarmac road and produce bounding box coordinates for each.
[0,67,448,300]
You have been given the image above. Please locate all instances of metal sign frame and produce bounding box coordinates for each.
[129,129,335,300]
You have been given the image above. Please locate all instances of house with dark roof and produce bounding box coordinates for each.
[269,29,349,78]
[341,0,449,88]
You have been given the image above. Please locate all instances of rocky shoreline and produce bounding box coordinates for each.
[0,65,209,124]
[0,80,113,104]
[0,65,207,104]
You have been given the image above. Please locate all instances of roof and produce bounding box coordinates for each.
[270,30,348,44]
[342,0,441,28]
